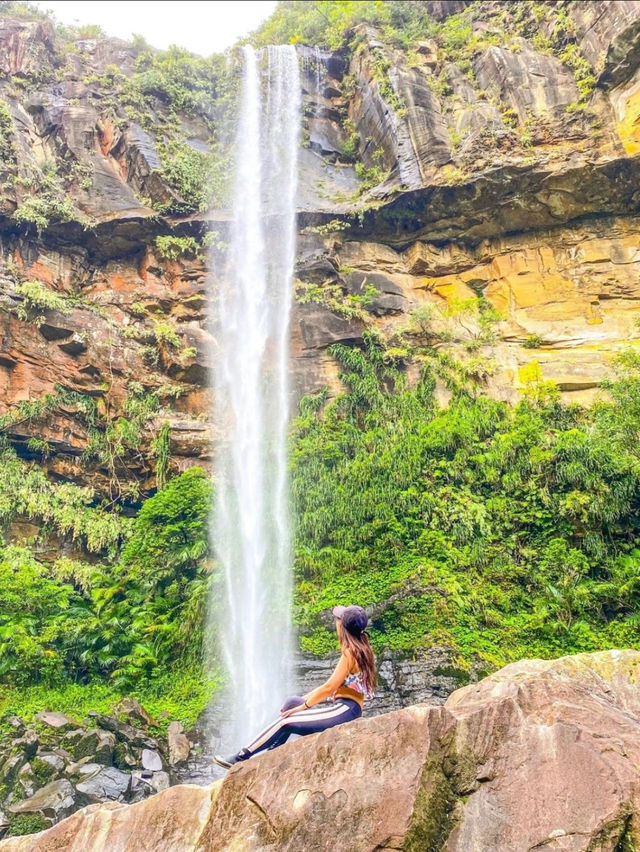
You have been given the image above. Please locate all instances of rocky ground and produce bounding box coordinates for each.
[0,698,196,838]
[1,649,639,851]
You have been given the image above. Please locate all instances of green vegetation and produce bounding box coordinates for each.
[115,45,237,212]
[0,99,17,177]
[12,161,78,234]
[253,1,439,51]
[523,334,544,349]
[292,335,640,672]
[153,321,182,349]
[154,235,200,261]
[6,814,48,837]
[0,464,213,700]
[14,281,73,326]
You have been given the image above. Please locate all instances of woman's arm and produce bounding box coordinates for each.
[280,654,352,717]
[304,653,351,706]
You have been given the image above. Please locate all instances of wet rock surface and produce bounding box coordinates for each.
[2,650,640,851]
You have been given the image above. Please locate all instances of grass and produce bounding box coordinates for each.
[0,666,218,736]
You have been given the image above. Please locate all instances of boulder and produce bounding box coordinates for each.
[166,722,190,767]
[16,763,34,799]
[34,712,75,732]
[73,730,115,765]
[75,767,131,804]
[140,749,162,772]
[12,731,38,761]
[0,785,211,851]
[2,651,640,851]
[7,779,76,824]
[88,713,157,749]
[64,756,94,778]
[130,769,169,795]
[113,698,157,729]
[36,754,65,774]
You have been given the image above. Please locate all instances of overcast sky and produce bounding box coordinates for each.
[33,0,279,55]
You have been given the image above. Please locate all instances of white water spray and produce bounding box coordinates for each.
[211,45,300,746]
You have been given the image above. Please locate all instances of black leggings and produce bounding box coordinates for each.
[241,698,362,758]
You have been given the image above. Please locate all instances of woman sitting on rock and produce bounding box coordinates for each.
[214,605,377,768]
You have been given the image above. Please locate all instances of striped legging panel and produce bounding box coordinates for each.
[243,699,361,756]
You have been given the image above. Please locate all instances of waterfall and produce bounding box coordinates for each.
[211,45,300,746]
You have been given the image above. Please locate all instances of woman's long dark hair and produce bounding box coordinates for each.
[337,620,377,694]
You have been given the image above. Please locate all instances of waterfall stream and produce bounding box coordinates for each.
[211,45,301,746]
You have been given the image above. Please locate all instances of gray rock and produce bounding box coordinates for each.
[140,749,163,772]
[348,28,451,190]
[8,778,76,822]
[572,0,640,87]
[37,753,65,773]
[17,762,35,798]
[65,756,95,778]
[61,729,86,749]
[88,712,158,749]
[167,722,190,767]
[75,766,131,803]
[149,771,170,794]
[0,754,24,783]
[7,716,24,732]
[425,0,471,21]
[113,697,157,728]
[473,39,578,124]
[297,303,364,350]
[130,769,169,799]
[13,729,38,760]
[35,711,75,731]
[76,762,103,777]
[343,270,406,316]
[74,729,115,765]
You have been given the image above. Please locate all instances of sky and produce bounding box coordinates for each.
[33,0,279,55]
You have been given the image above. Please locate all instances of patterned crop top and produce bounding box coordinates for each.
[341,669,375,700]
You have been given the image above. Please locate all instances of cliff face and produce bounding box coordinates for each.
[2,649,639,851]
[1,1,640,514]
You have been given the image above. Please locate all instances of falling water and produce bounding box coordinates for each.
[211,45,300,746]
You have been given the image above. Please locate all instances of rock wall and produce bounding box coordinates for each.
[2,1,640,509]
[2,649,639,851]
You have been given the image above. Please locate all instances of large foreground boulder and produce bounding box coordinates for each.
[2,650,640,851]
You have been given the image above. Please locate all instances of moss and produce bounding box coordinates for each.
[29,757,56,787]
[432,666,470,686]
[7,813,48,837]
[403,748,459,851]
[112,741,131,770]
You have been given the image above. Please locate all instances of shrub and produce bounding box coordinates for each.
[14,281,72,326]
[154,235,200,261]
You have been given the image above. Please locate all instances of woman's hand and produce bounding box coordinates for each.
[280,703,307,718]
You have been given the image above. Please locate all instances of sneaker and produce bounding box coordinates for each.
[213,749,249,769]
